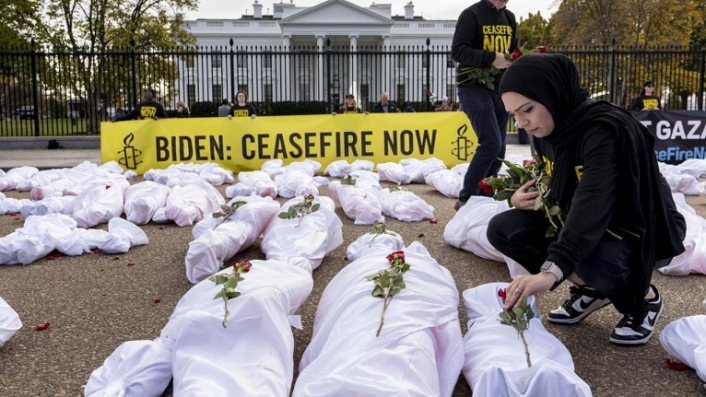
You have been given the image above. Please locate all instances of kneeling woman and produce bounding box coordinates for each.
[487,54,685,346]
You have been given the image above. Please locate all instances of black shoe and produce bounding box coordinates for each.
[610,285,663,346]
[547,285,612,325]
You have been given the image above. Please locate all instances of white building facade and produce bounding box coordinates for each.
[181,0,457,109]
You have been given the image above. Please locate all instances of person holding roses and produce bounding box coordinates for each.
[487,53,686,346]
[451,0,518,211]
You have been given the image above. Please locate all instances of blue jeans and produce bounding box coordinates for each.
[486,209,638,313]
[458,85,509,202]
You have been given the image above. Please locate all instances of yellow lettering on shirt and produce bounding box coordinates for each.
[233,109,250,117]
[575,165,583,181]
[542,155,584,182]
[482,25,513,54]
[342,109,359,114]
[141,106,157,118]
[643,99,659,110]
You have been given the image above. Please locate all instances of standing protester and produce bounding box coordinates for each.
[227,91,257,119]
[114,89,168,121]
[488,54,685,346]
[372,92,401,113]
[175,101,190,118]
[451,0,518,211]
[218,99,231,117]
[403,102,416,112]
[631,81,662,111]
[332,94,367,114]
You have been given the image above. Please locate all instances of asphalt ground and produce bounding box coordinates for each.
[0,151,705,396]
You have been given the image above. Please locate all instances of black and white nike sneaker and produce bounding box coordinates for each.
[547,285,612,325]
[610,285,664,346]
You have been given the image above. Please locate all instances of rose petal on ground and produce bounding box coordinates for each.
[35,322,50,331]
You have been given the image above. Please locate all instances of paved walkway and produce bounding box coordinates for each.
[0,144,533,170]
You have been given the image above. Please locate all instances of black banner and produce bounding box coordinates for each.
[632,110,706,164]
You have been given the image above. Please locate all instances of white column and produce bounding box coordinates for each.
[316,34,326,102]
[283,34,291,101]
[349,34,358,99]
[382,35,391,99]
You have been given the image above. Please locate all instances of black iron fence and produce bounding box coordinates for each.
[0,40,704,136]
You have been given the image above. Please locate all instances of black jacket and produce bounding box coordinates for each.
[116,101,168,121]
[451,0,518,89]
[536,101,685,320]
[371,101,401,113]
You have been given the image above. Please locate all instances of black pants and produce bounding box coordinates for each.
[486,209,638,313]
[458,85,509,202]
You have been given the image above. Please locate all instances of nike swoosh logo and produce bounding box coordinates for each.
[578,297,597,310]
[646,311,658,327]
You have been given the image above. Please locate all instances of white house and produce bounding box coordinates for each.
[181,0,457,108]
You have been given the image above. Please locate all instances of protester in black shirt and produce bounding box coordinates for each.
[630,80,662,111]
[332,94,367,115]
[114,89,168,121]
[487,54,685,346]
[451,0,518,211]
[227,90,257,119]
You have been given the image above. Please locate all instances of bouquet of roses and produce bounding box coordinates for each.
[481,157,565,238]
[456,46,547,89]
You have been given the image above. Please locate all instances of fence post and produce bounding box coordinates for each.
[326,38,331,112]
[130,39,138,107]
[425,38,431,112]
[30,38,40,136]
[229,38,235,102]
[699,39,705,111]
[609,38,617,104]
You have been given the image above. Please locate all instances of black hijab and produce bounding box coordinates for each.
[499,54,685,320]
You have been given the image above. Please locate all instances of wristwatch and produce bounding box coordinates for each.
[540,261,564,282]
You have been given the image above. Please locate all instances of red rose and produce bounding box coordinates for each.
[478,179,493,195]
[665,358,688,371]
[235,260,252,273]
[537,45,548,53]
[522,158,538,169]
[511,48,523,61]
[498,288,507,302]
[386,250,405,264]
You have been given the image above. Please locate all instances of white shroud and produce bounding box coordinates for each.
[293,240,464,397]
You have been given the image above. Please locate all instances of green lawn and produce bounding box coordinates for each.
[0,118,95,136]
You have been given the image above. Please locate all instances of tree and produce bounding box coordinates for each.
[516,12,551,50]
[34,0,197,132]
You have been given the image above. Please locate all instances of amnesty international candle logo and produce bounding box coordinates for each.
[451,123,475,161]
[118,133,143,169]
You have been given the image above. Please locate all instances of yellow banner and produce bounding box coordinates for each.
[101,113,479,174]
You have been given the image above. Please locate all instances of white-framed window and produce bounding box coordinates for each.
[264,83,273,102]
[211,50,222,69]
[262,52,273,69]
[212,84,223,101]
[187,84,196,104]
[446,83,457,102]
[397,54,406,69]
[236,54,247,68]
[396,84,406,104]
[299,82,311,101]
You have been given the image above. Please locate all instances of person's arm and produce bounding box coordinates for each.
[451,8,495,67]
[544,129,620,278]
[507,10,519,53]
[115,105,139,122]
[656,97,662,110]
[630,97,642,111]
[156,104,168,119]
[248,104,257,118]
